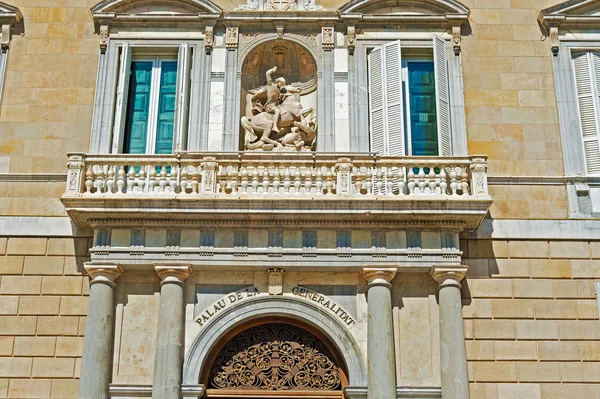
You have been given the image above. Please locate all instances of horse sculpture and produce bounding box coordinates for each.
[241,67,317,151]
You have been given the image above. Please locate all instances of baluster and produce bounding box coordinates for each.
[169,165,177,193]
[139,166,146,193]
[303,167,312,195]
[283,167,291,195]
[449,167,458,196]
[422,168,430,195]
[385,167,394,195]
[262,167,270,195]
[251,167,259,194]
[417,167,426,194]
[119,166,128,194]
[294,167,302,195]
[460,167,470,196]
[407,167,415,195]
[95,166,105,194]
[240,166,248,194]
[398,167,405,195]
[315,167,323,195]
[375,167,383,195]
[148,166,157,193]
[440,168,447,195]
[325,167,333,195]
[230,166,238,195]
[85,166,93,193]
[272,166,280,194]
[365,167,372,195]
[106,165,115,194]
[158,166,167,193]
[180,165,189,194]
[224,165,233,194]
[428,168,437,194]
[355,167,363,195]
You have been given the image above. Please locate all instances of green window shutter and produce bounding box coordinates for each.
[155,61,178,154]
[112,43,132,153]
[368,46,386,155]
[434,35,451,156]
[407,62,438,156]
[174,44,192,152]
[573,51,600,175]
[123,61,153,154]
[383,41,405,156]
[368,41,404,156]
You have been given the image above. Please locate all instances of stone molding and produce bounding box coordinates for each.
[155,264,192,284]
[429,265,467,288]
[361,267,397,287]
[84,262,123,286]
[0,2,21,51]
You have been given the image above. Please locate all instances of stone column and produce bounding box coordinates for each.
[430,266,469,399]
[152,264,192,399]
[361,267,397,399]
[79,263,123,399]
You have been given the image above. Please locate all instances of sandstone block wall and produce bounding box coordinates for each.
[463,238,600,398]
[0,237,90,399]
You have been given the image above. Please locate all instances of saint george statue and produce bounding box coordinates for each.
[241,66,317,151]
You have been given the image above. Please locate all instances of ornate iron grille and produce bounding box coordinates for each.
[209,323,342,391]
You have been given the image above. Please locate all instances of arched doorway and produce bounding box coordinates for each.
[202,320,348,398]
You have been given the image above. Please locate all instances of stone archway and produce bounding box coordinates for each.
[182,296,367,391]
[203,321,347,397]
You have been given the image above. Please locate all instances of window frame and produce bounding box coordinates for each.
[552,40,600,217]
[90,39,206,155]
[359,36,465,157]
[122,54,179,155]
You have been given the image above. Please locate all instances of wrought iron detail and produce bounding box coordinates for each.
[209,323,342,391]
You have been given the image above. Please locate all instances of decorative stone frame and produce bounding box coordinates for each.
[0,2,21,105]
[540,0,600,217]
[182,295,368,389]
[88,0,222,154]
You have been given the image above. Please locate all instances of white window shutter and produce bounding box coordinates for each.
[368,41,404,156]
[368,46,386,155]
[383,41,404,156]
[573,51,600,175]
[174,43,192,152]
[112,43,132,154]
[433,35,451,156]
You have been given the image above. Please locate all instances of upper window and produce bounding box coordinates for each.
[572,50,600,175]
[367,37,451,157]
[89,0,221,155]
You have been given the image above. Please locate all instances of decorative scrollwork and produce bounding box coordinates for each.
[209,323,342,391]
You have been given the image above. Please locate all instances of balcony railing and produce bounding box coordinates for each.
[64,152,490,199]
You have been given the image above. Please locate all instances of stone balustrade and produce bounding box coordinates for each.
[65,152,489,199]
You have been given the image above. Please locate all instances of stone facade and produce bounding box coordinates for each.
[0,0,599,399]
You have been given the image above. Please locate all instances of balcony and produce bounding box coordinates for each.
[62,152,492,230]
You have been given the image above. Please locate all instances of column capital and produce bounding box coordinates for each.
[361,267,397,288]
[155,264,192,285]
[429,265,468,288]
[84,263,123,286]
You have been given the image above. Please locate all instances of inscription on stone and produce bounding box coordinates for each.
[292,286,356,327]
[196,286,262,327]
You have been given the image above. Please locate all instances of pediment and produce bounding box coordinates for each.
[91,0,222,17]
[0,1,22,26]
[540,0,600,30]
[542,0,600,18]
[339,0,468,17]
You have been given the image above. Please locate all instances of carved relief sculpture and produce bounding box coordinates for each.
[241,66,317,151]
[209,323,342,390]
[266,0,296,11]
[225,27,239,50]
[205,26,214,54]
[321,27,334,50]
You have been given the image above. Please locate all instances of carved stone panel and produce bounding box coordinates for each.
[208,323,343,390]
